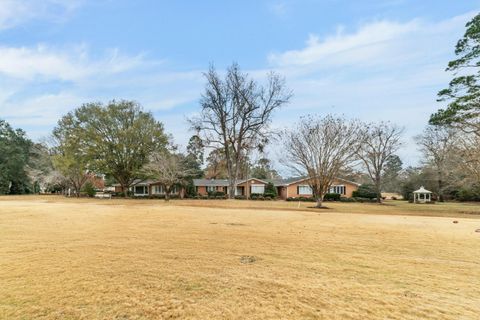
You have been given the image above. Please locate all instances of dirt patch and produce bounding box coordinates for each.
[240,255,257,264]
[226,223,248,226]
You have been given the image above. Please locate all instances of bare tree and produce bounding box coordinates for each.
[357,122,404,203]
[282,115,363,208]
[457,131,480,183]
[143,151,195,201]
[417,125,457,201]
[190,63,291,198]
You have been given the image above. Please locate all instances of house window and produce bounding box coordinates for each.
[298,185,313,195]
[235,187,243,196]
[251,184,265,194]
[330,185,345,195]
[207,186,216,193]
[134,185,147,195]
[153,185,164,194]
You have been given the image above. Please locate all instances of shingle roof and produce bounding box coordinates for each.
[270,176,361,187]
[193,179,229,187]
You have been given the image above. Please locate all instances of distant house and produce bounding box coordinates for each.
[113,177,360,200]
[114,179,185,198]
[193,177,360,200]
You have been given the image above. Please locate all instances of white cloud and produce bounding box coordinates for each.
[0,45,147,81]
[0,0,83,30]
[269,11,476,72]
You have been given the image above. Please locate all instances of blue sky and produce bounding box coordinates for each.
[0,0,479,168]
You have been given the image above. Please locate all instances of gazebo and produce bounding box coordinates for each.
[413,186,433,203]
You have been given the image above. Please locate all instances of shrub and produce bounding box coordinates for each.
[352,184,377,199]
[456,186,480,201]
[264,192,277,199]
[286,196,315,202]
[339,197,356,202]
[323,193,341,201]
[352,197,377,203]
[264,182,278,197]
[149,194,165,199]
[235,195,246,200]
[82,182,96,197]
[185,179,197,198]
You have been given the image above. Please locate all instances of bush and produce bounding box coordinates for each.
[264,182,278,198]
[323,193,341,201]
[286,197,315,202]
[149,194,165,199]
[352,197,377,203]
[235,195,246,200]
[456,185,480,201]
[339,197,356,202]
[352,184,377,199]
[82,182,96,197]
[264,192,277,199]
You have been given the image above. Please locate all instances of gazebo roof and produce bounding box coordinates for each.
[413,186,432,194]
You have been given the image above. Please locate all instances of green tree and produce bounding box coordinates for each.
[52,112,90,197]
[250,158,280,180]
[204,149,228,179]
[0,120,32,194]
[264,182,278,198]
[382,155,403,193]
[54,100,168,197]
[186,135,204,169]
[430,14,480,136]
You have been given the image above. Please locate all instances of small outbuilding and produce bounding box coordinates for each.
[413,186,433,203]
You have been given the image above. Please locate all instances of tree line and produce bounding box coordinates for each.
[1,13,479,206]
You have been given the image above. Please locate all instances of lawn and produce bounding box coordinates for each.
[0,196,479,319]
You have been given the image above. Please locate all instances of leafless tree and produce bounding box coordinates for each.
[416,125,457,201]
[44,170,70,194]
[143,151,195,201]
[190,63,291,198]
[282,115,363,208]
[357,122,404,203]
[457,131,480,183]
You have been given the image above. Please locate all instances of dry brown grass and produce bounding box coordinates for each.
[1,195,479,319]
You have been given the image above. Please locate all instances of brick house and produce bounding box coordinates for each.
[193,177,360,200]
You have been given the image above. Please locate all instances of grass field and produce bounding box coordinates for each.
[1,196,479,319]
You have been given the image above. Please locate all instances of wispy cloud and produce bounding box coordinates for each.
[0,0,83,30]
[268,1,288,18]
[0,45,148,81]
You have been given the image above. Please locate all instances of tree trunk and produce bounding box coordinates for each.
[315,191,324,208]
[438,177,444,202]
[375,177,382,204]
[229,184,235,199]
[121,183,129,198]
[165,186,170,202]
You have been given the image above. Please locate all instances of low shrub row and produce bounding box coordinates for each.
[194,194,228,200]
[286,197,316,202]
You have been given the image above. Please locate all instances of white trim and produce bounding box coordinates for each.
[250,184,265,194]
[298,185,313,195]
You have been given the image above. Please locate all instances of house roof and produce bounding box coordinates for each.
[413,186,432,194]
[112,179,156,187]
[236,178,270,185]
[193,179,229,187]
[270,176,361,187]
